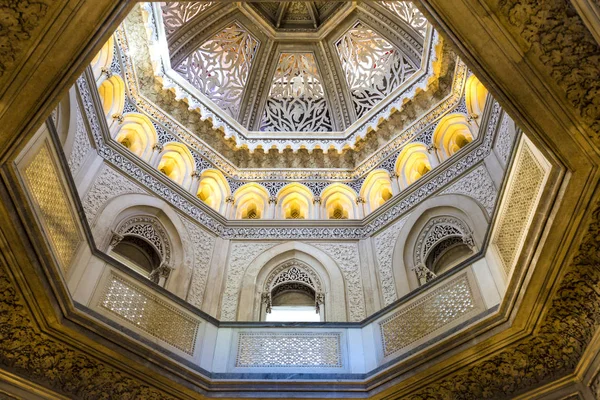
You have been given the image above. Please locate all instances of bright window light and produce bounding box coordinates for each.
[266,306,321,322]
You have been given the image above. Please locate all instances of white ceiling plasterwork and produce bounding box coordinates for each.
[142,2,442,150]
[114,19,466,181]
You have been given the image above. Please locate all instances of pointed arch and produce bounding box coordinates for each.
[395,143,432,189]
[360,169,394,214]
[465,75,488,119]
[156,142,196,189]
[236,242,349,322]
[98,75,125,127]
[113,113,158,161]
[233,183,269,220]
[90,193,194,298]
[91,35,115,84]
[433,113,477,161]
[321,183,359,219]
[277,183,314,219]
[197,169,230,214]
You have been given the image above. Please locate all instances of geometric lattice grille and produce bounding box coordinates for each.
[336,21,418,119]
[260,52,333,132]
[99,274,200,355]
[175,23,259,118]
[160,2,214,37]
[379,1,428,37]
[379,273,475,356]
[236,332,342,367]
[24,143,80,274]
[493,142,546,276]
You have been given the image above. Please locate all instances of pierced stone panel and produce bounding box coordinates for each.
[492,141,547,276]
[236,332,342,367]
[99,273,200,355]
[160,2,215,38]
[24,142,81,274]
[379,273,476,357]
[379,1,428,37]
[175,23,259,118]
[260,52,333,132]
[336,21,419,119]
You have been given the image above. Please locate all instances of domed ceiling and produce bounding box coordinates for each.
[150,1,437,148]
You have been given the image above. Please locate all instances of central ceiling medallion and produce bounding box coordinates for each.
[250,2,343,31]
[148,1,438,150]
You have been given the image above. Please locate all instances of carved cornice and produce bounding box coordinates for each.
[0,1,53,81]
[495,0,600,138]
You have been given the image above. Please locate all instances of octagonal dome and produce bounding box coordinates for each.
[149,1,437,146]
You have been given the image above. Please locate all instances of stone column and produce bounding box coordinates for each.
[268,197,277,219]
[389,172,401,195]
[426,143,441,168]
[356,196,366,219]
[190,170,201,195]
[312,196,322,219]
[225,195,235,219]
[149,143,163,167]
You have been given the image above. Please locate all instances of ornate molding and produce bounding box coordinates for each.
[496,0,600,136]
[0,1,53,79]
[67,101,92,175]
[182,217,216,309]
[309,242,366,321]
[0,263,176,399]
[374,216,409,306]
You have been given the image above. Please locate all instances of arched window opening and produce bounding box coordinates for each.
[412,216,475,285]
[465,75,488,120]
[196,169,230,214]
[241,202,261,219]
[112,236,161,277]
[234,183,269,220]
[321,183,358,219]
[407,155,431,184]
[262,262,324,322]
[91,35,115,83]
[361,170,394,213]
[109,216,173,286]
[112,114,158,161]
[396,144,433,188]
[277,183,313,220]
[433,114,476,161]
[284,199,306,219]
[425,237,473,275]
[98,75,125,124]
[329,201,349,219]
[155,143,195,189]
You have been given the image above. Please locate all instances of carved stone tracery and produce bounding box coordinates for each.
[262,260,324,314]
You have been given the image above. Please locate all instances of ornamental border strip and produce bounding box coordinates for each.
[77,72,501,240]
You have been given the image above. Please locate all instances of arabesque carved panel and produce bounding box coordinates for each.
[260,52,333,132]
[175,23,259,119]
[236,332,342,368]
[336,21,418,119]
